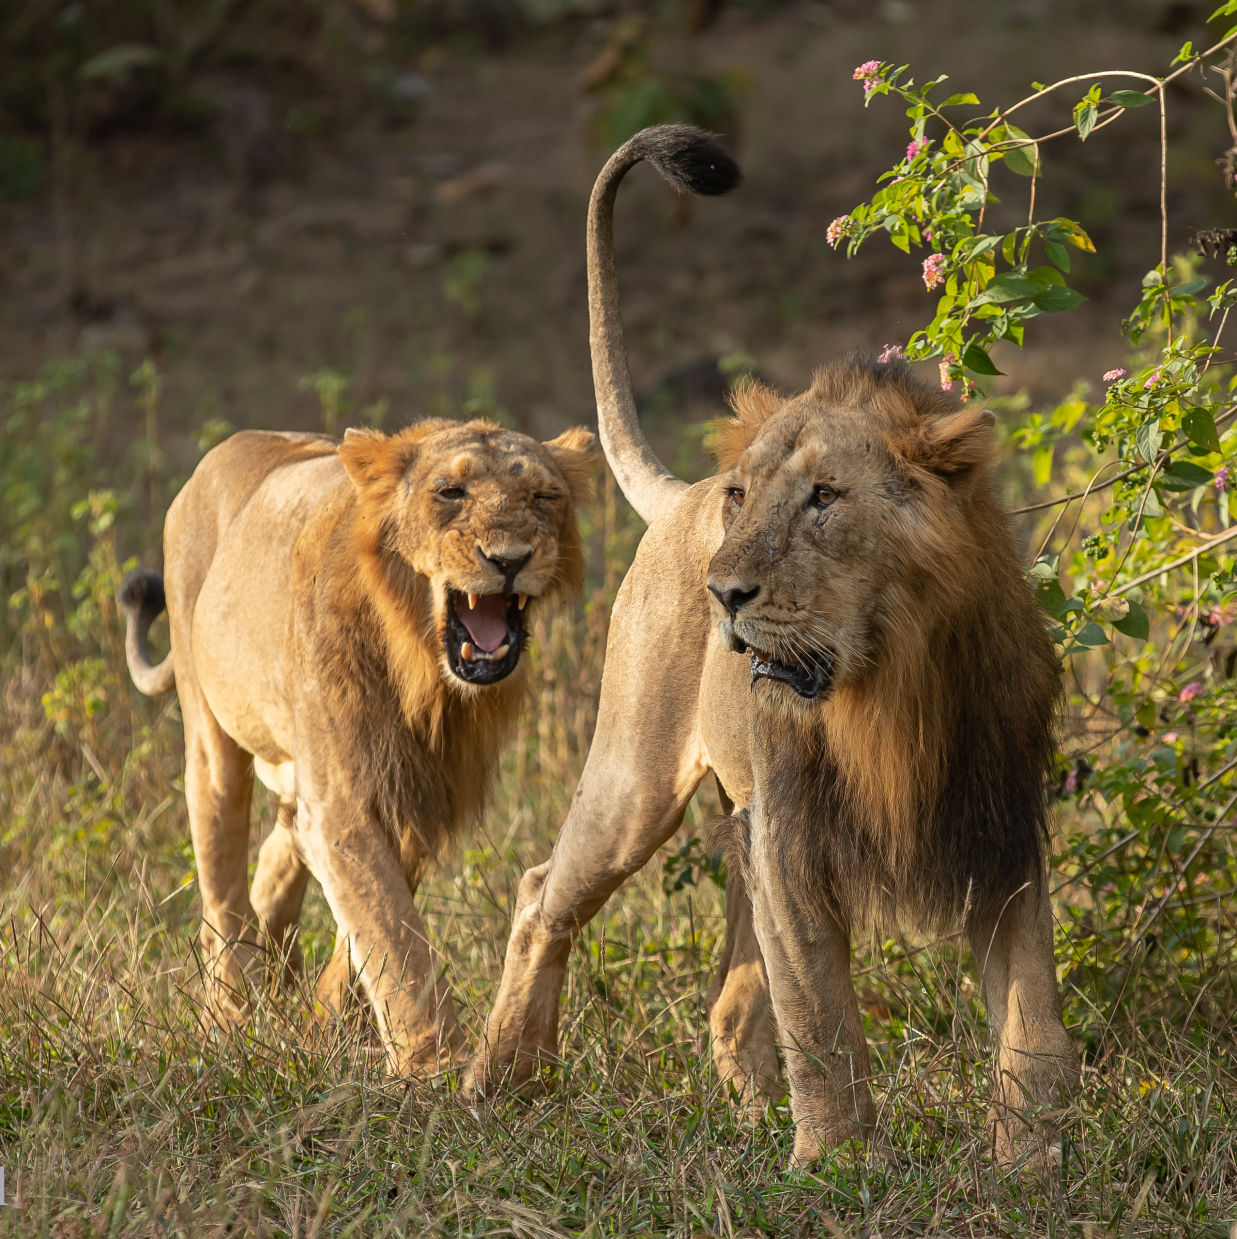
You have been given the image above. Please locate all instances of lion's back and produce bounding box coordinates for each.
[162,431,348,759]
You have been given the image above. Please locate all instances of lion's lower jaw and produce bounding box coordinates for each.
[440,655,527,694]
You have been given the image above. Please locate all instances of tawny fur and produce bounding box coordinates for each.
[468,124,1076,1171]
[122,417,597,1072]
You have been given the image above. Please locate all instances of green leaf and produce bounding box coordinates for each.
[1032,444,1054,487]
[966,235,1004,258]
[969,272,1041,306]
[1135,418,1162,463]
[1074,101,1098,141]
[1183,407,1222,452]
[1113,599,1149,640]
[1111,89,1153,108]
[1158,460,1213,491]
[1045,240,1071,272]
[962,343,1003,375]
[1052,218,1097,253]
[940,92,980,107]
[78,44,164,80]
[1074,622,1109,647]
[1036,577,1069,618]
[1003,142,1038,176]
[1031,285,1086,312]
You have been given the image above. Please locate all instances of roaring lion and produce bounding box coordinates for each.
[121,417,596,1072]
[464,124,1078,1166]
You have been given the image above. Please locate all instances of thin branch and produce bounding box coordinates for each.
[1137,788,1237,943]
[1011,404,1237,516]
[1109,525,1237,596]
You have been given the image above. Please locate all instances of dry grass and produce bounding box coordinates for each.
[1,385,1235,1236]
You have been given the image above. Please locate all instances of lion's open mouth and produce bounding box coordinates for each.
[731,635,835,700]
[445,589,529,685]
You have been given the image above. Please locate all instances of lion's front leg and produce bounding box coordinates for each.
[745,812,875,1165]
[462,768,699,1099]
[299,803,464,1076]
[968,881,1078,1171]
[706,868,782,1116]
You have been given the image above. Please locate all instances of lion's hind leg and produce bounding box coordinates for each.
[180,681,262,1026]
[250,806,310,985]
[967,880,1079,1171]
[250,759,310,985]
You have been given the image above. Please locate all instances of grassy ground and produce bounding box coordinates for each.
[1,358,1236,1237]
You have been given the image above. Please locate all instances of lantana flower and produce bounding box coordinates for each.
[1102,368,1126,382]
[922,252,947,290]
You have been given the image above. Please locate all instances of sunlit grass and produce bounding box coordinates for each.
[1,363,1235,1236]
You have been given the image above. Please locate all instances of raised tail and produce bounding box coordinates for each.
[119,569,175,696]
[587,124,741,525]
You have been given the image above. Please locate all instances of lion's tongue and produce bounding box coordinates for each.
[459,594,509,652]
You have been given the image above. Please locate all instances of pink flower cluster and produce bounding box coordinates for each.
[826,215,851,248]
[922,252,947,290]
[1215,464,1231,492]
[938,354,957,391]
[1178,681,1203,704]
[878,343,905,363]
[853,60,881,95]
[1144,366,1163,389]
[906,139,925,161]
[1102,368,1126,383]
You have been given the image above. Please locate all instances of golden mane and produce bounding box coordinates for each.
[322,418,591,883]
[717,358,1058,927]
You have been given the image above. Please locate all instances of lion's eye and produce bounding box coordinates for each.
[812,485,839,509]
[534,492,561,504]
[726,487,746,509]
[437,485,466,501]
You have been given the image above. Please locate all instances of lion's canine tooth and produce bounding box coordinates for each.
[467,592,478,610]
[492,643,510,660]
[461,640,475,661]
[517,593,528,610]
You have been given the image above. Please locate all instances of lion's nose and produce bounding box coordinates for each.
[477,547,532,587]
[707,581,760,617]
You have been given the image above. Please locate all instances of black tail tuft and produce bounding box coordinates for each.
[631,124,742,198]
[119,569,166,620]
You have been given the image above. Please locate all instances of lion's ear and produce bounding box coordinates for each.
[896,407,996,478]
[339,427,409,490]
[544,426,600,505]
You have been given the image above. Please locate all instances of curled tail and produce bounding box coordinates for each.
[587,124,741,525]
[119,569,175,695]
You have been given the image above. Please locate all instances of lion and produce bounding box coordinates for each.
[463,124,1078,1167]
[121,417,597,1073]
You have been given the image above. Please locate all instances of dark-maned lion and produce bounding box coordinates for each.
[121,417,596,1073]
[464,124,1078,1167]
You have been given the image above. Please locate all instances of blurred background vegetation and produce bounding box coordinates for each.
[2,2,1237,1235]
